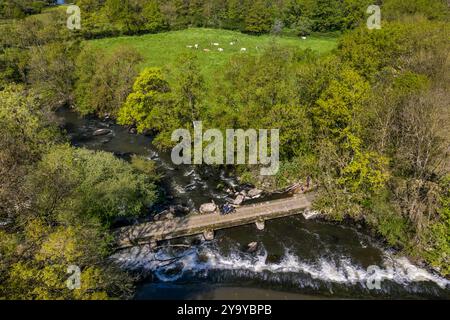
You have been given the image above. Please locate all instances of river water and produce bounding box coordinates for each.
[58,108,450,300]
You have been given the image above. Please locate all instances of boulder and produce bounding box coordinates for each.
[93,128,111,136]
[247,242,258,253]
[233,194,245,205]
[200,202,217,214]
[203,230,214,241]
[247,188,263,198]
[302,210,322,220]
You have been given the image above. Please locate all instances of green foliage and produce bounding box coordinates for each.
[0,48,28,88]
[87,28,337,89]
[28,42,77,109]
[27,145,158,224]
[0,84,60,221]
[0,84,59,163]
[312,67,370,138]
[383,0,450,21]
[369,191,412,247]
[0,0,52,19]
[338,20,450,81]
[291,16,313,36]
[142,0,167,33]
[75,45,143,116]
[118,67,173,138]
[244,0,274,35]
[173,53,206,125]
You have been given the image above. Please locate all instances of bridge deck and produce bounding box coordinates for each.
[115,193,315,249]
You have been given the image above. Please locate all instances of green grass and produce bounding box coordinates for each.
[88,28,338,84]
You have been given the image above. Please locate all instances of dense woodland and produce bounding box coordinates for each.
[0,0,449,299]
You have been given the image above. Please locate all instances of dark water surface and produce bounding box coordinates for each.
[58,108,450,300]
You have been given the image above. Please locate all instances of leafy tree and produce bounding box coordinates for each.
[103,0,136,33]
[142,0,167,33]
[291,16,313,36]
[75,45,143,116]
[312,67,388,218]
[0,48,28,88]
[173,53,206,125]
[27,145,158,224]
[0,85,59,221]
[244,0,274,34]
[383,0,450,21]
[27,42,77,109]
[118,67,177,148]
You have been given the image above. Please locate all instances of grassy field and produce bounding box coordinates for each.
[88,28,338,84]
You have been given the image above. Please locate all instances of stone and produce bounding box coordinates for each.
[247,188,263,198]
[302,210,322,220]
[247,242,258,253]
[93,128,111,136]
[233,194,245,205]
[255,220,265,230]
[200,202,217,214]
[203,230,214,241]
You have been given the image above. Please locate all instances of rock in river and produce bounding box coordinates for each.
[199,202,217,214]
[302,210,322,220]
[247,188,263,199]
[247,242,258,253]
[93,128,111,136]
[233,194,245,205]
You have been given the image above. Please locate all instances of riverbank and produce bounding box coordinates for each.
[60,108,450,299]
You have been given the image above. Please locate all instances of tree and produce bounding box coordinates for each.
[0,142,160,299]
[28,42,77,109]
[75,45,143,116]
[103,0,135,33]
[0,85,59,222]
[311,67,388,219]
[173,53,206,125]
[244,0,274,34]
[118,67,177,149]
[383,0,449,21]
[27,145,158,224]
[142,0,166,33]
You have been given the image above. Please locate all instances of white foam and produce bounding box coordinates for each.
[112,244,449,290]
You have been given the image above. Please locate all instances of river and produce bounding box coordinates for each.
[58,108,450,300]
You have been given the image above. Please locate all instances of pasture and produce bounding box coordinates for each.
[87,28,338,84]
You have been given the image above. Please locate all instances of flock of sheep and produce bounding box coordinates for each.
[186,41,248,53]
[186,36,307,53]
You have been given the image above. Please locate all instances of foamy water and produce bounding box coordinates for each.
[112,242,449,292]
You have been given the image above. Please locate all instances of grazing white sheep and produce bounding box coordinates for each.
[230,41,235,45]
[203,48,210,52]
[186,45,193,48]
[218,48,224,52]
[240,48,247,52]
[194,44,199,49]
[212,42,219,46]
[301,36,307,40]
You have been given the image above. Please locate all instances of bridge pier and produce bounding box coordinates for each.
[255,220,265,231]
[203,229,214,241]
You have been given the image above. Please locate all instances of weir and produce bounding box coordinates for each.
[115,193,315,249]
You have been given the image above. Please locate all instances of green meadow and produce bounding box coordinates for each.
[88,28,338,83]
